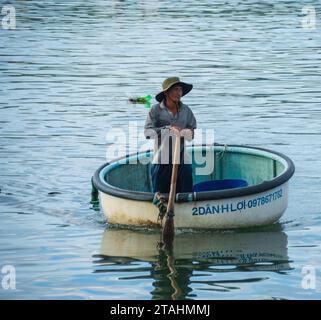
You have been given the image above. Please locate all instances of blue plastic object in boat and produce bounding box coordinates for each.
[193,179,248,192]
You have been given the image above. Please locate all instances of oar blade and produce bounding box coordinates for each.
[162,213,175,249]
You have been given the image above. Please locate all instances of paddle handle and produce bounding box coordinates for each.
[162,131,180,249]
[166,133,180,213]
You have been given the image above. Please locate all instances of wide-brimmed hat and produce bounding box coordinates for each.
[155,76,193,102]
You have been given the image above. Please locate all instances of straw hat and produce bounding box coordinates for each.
[155,76,193,102]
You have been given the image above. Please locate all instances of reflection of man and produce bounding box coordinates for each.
[144,77,197,194]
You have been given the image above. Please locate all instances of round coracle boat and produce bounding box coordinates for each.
[92,144,295,229]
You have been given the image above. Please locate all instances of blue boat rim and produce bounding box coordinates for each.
[92,144,295,202]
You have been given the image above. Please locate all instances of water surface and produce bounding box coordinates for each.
[1,0,321,299]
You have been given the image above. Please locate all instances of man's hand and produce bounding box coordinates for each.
[180,129,194,141]
[170,126,181,136]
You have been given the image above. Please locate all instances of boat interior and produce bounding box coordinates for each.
[103,146,288,193]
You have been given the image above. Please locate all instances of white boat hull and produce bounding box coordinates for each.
[100,182,288,229]
[94,144,294,229]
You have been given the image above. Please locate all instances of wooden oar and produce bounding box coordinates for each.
[162,131,180,249]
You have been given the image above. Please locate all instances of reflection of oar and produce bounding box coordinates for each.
[162,131,180,248]
[166,252,181,300]
[157,245,181,300]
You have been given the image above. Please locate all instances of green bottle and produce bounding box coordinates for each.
[128,94,152,104]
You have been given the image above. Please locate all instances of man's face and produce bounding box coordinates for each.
[167,85,183,102]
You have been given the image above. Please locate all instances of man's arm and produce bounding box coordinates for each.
[144,106,170,139]
[181,109,197,141]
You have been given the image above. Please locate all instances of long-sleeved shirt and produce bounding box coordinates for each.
[144,100,197,164]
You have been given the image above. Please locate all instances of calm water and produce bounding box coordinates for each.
[1,0,321,299]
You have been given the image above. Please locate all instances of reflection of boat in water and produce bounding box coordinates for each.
[99,228,290,271]
[95,227,291,299]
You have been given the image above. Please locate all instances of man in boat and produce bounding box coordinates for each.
[144,77,197,196]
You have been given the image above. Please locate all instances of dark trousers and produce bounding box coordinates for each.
[151,164,193,194]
